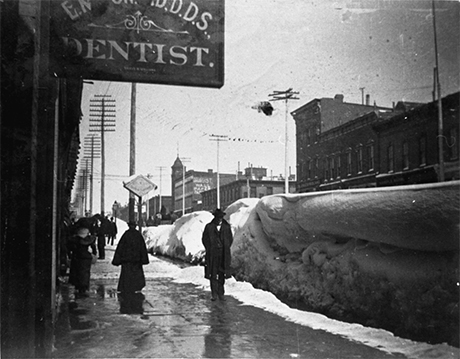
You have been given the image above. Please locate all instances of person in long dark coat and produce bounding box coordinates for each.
[112,221,149,293]
[108,217,118,246]
[202,208,233,301]
[92,214,107,259]
[67,226,97,297]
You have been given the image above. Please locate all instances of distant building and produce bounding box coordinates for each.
[292,92,459,192]
[374,92,459,186]
[292,94,392,192]
[170,156,236,215]
[147,194,172,219]
[201,166,296,211]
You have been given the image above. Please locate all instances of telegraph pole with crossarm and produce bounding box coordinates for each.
[268,88,299,194]
[89,95,116,216]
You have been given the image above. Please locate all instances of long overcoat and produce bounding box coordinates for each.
[201,218,233,280]
[112,228,149,292]
[67,235,97,291]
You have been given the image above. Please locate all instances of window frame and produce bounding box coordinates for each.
[419,135,427,166]
[403,141,409,170]
[388,143,394,173]
[367,144,375,172]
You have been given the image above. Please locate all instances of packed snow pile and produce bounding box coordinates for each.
[144,211,213,263]
[143,181,460,347]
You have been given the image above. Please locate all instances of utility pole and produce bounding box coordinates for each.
[83,159,89,214]
[246,164,252,199]
[89,95,116,216]
[156,166,167,213]
[76,166,88,216]
[145,173,153,220]
[83,134,101,215]
[432,0,444,182]
[129,83,136,222]
[268,88,299,194]
[209,134,228,209]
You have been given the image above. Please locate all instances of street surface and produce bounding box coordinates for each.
[53,246,406,359]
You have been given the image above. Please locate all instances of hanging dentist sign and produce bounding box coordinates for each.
[51,0,224,88]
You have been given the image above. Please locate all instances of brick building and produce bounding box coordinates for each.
[292,92,459,192]
[292,94,392,192]
[201,166,296,211]
[171,156,236,215]
[374,92,459,186]
[147,194,173,219]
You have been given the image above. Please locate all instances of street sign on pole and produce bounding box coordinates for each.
[123,174,157,198]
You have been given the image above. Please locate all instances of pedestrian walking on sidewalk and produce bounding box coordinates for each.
[67,225,97,298]
[202,208,233,301]
[112,221,150,293]
[93,214,109,259]
[108,217,118,246]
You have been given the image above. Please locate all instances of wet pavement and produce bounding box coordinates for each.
[53,247,406,359]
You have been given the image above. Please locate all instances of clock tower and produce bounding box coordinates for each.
[171,156,184,213]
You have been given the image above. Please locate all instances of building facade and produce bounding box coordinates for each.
[292,92,459,192]
[147,194,173,220]
[201,167,296,211]
[1,2,83,356]
[170,157,236,215]
[374,92,459,186]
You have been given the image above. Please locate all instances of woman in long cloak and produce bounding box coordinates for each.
[112,221,149,293]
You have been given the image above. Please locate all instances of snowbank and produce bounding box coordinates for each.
[143,181,460,348]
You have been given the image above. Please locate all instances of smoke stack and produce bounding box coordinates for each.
[366,94,370,106]
[334,94,344,102]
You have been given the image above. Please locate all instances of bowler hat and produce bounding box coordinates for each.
[128,221,137,227]
[212,208,226,218]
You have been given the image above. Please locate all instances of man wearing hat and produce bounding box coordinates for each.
[67,225,97,297]
[202,208,234,301]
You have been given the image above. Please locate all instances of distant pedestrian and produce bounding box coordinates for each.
[202,208,233,301]
[109,217,118,246]
[93,214,106,259]
[102,215,112,244]
[112,221,150,293]
[67,225,97,298]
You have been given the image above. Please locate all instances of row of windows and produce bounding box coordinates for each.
[302,144,375,181]
[387,129,458,172]
[299,126,320,147]
[203,185,275,206]
[301,128,459,181]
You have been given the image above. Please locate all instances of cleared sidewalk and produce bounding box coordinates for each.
[53,246,405,359]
